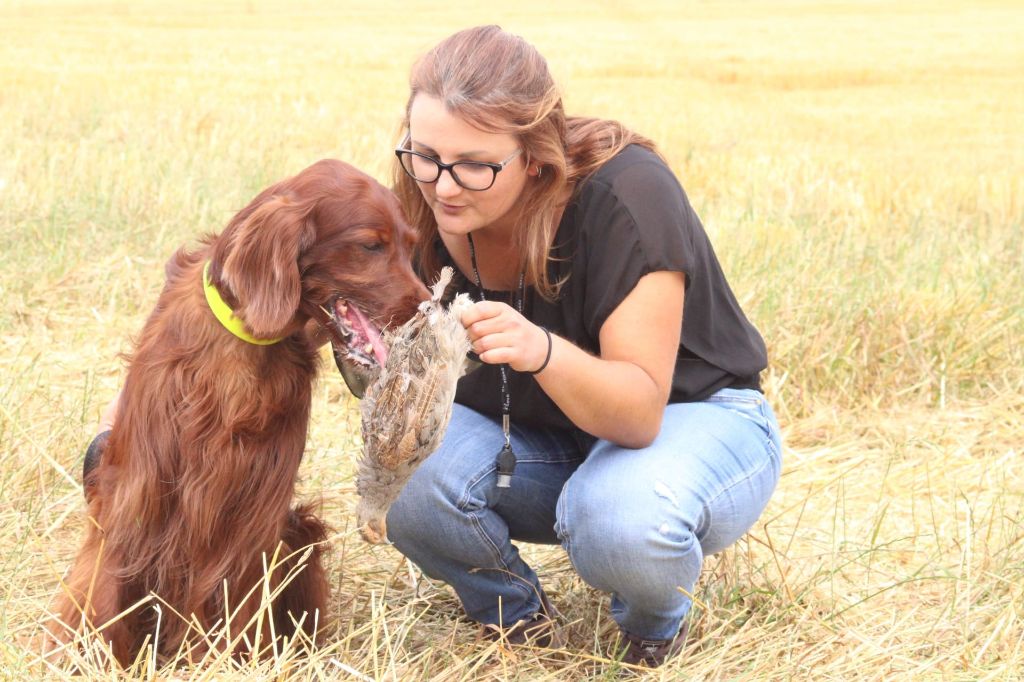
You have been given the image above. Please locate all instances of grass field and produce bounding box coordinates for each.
[2,1,1022,679]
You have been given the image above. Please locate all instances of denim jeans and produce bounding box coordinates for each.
[386,387,782,641]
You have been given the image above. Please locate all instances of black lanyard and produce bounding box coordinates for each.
[466,233,524,488]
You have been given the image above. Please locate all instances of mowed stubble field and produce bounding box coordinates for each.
[1,1,1022,679]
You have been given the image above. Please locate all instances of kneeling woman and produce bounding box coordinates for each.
[387,25,782,668]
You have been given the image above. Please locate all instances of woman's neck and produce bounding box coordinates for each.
[442,230,522,291]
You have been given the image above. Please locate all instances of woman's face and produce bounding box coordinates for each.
[406,94,530,240]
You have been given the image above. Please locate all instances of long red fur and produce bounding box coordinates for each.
[48,159,428,665]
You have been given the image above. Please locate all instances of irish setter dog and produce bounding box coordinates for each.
[48,159,428,666]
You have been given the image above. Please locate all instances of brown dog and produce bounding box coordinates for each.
[48,159,428,665]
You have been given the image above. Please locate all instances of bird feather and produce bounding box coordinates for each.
[356,267,473,543]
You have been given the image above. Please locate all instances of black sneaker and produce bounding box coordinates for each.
[617,621,688,668]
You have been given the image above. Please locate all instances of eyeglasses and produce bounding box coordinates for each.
[395,137,523,191]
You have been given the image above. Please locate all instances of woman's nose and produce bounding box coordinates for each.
[434,168,462,198]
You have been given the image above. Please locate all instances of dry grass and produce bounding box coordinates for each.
[2,0,1022,679]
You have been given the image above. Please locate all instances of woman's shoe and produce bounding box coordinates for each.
[616,621,688,668]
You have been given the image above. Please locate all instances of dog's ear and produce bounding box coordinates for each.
[220,195,316,338]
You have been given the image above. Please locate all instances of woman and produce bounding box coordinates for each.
[386,25,782,668]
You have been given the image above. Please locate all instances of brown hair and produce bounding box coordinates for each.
[395,25,660,300]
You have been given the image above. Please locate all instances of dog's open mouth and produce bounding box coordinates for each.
[330,299,388,399]
[333,299,389,367]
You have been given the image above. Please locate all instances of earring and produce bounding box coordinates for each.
[536,166,543,178]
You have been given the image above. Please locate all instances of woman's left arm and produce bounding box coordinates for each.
[462,270,684,448]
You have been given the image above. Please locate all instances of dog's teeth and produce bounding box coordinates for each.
[364,343,374,355]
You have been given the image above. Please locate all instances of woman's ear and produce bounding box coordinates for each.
[219,196,315,338]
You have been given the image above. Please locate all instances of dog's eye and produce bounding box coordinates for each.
[362,243,384,253]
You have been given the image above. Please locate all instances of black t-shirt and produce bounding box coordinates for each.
[438,144,767,435]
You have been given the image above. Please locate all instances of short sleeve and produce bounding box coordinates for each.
[575,150,695,338]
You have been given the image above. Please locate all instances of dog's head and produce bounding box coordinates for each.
[209,159,430,392]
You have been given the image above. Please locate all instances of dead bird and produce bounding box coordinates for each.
[357,267,473,543]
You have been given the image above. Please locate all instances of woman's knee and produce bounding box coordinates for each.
[556,466,703,591]
[387,408,502,544]
[386,443,472,545]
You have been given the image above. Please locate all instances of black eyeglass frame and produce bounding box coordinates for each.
[395,138,523,191]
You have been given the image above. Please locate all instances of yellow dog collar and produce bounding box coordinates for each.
[202,261,285,346]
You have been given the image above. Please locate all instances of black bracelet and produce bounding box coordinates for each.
[527,326,553,375]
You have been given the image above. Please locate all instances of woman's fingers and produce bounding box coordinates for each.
[459,300,506,328]
[462,301,516,341]
[461,301,547,372]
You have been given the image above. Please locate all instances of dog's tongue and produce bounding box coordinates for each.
[347,304,389,367]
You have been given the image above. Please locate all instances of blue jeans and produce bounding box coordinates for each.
[386,387,782,641]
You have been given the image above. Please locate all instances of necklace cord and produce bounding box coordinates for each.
[467,233,525,488]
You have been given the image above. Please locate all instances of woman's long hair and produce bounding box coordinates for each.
[394,25,660,300]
